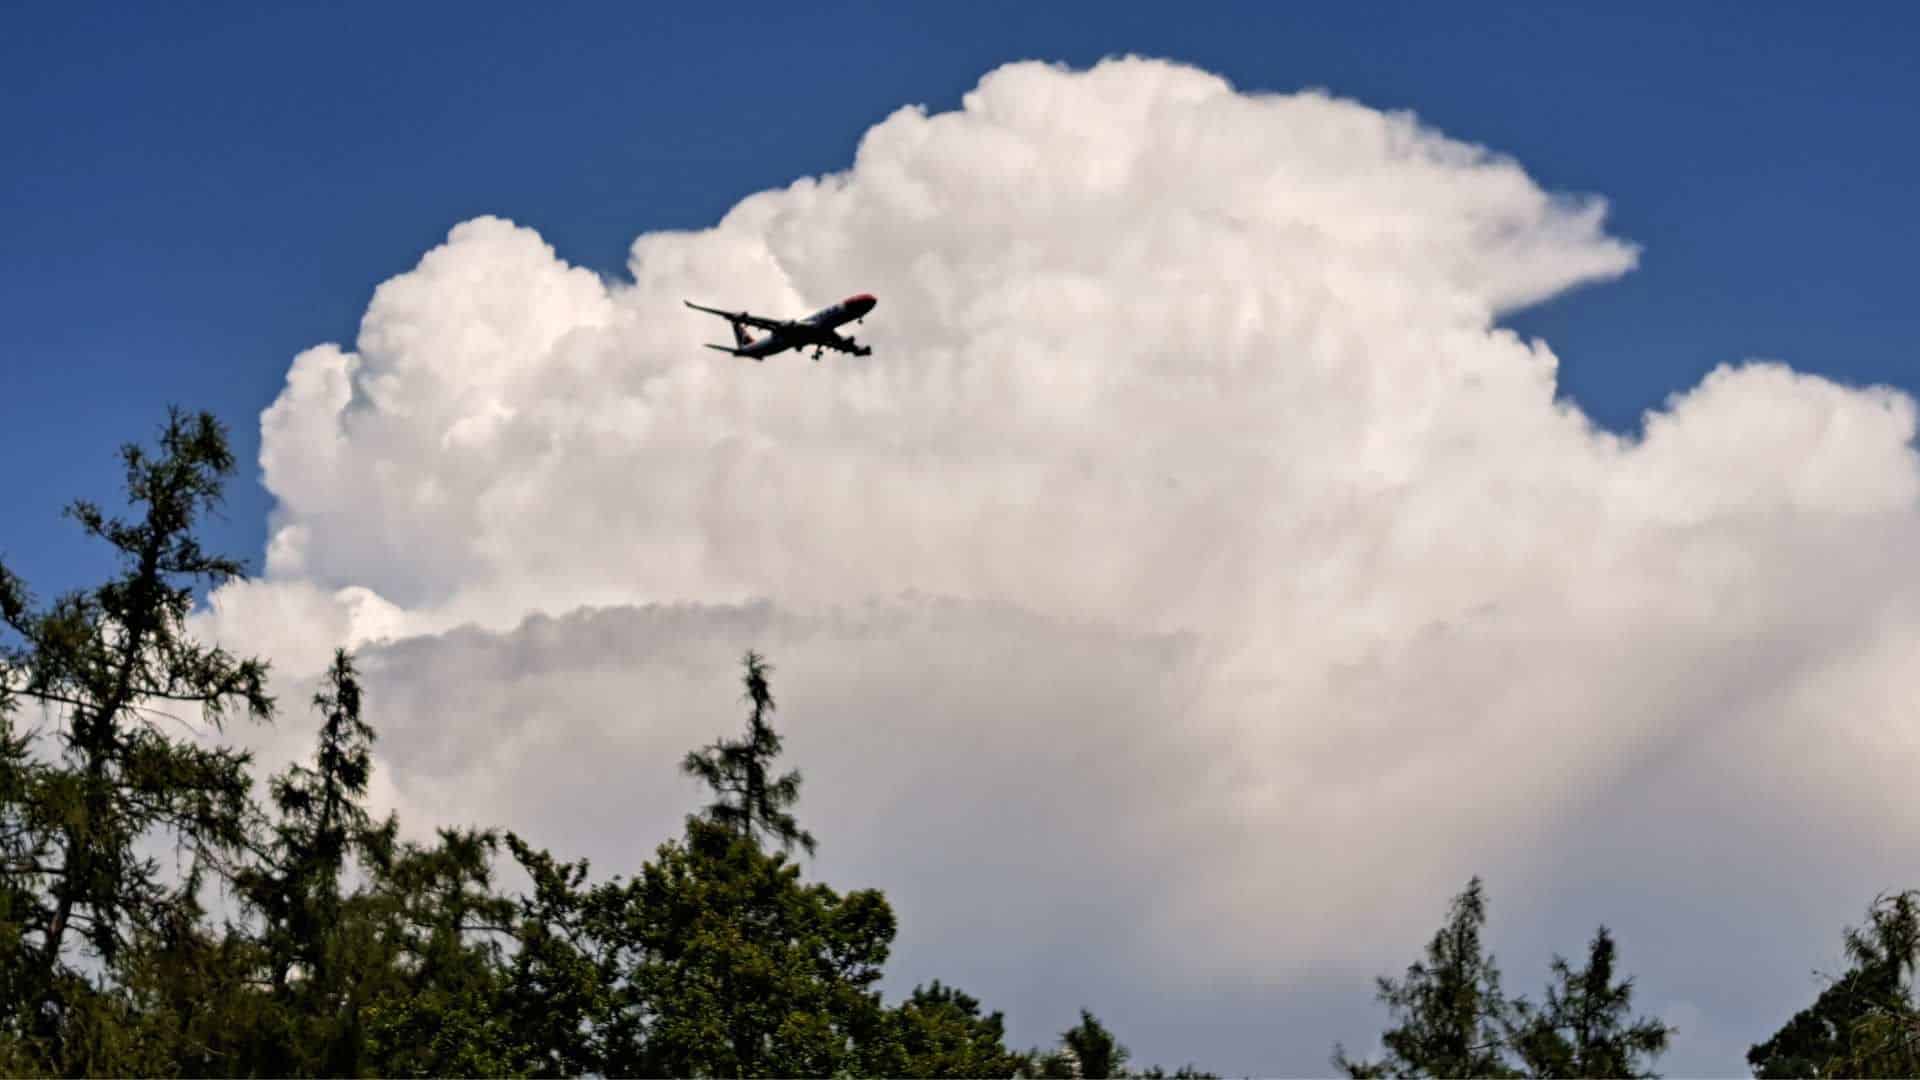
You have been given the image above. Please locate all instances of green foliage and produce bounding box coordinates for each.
[99,885,278,1076]
[1336,878,1518,1079]
[1830,1008,1920,1078]
[682,650,816,855]
[363,984,534,1078]
[0,408,273,1073]
[1749,891,1920,1078]
[231,648,398,1075]
[628,816,896,1075]
[492,834,633,1076]
[866,980,1026,1078]
[1008,1009,1215,1079]
[1061,1009,1130,1078]
[1507,927,1670,1078]
[358,827,518,1066]
[1336,880,1670,1080]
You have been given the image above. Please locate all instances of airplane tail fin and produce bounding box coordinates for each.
[684,300,755,347]
[706,343,762,362]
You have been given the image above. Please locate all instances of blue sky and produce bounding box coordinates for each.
[4,1,1915,595]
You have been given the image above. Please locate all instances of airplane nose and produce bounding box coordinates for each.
[848,293,877,313]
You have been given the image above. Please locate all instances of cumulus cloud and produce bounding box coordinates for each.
[198,57,1920,1072]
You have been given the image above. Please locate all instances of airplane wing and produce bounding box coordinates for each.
[683,300,788,332]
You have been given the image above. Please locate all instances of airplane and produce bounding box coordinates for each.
[684,294,877,361]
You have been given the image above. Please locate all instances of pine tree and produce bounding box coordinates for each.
[681,650,816,855]
[0,409,273,1070]
[1507,926,1670,1077]
[232,648,397,1075]
[1061,1009,1131,1078]
[243,650,392,979]
[626,817,895,1075]
[1335,877,1519,1078]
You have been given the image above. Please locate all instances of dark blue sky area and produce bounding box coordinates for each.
[4,1,1916,598]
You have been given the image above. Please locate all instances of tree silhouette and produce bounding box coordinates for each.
[1751,891,1920,1077]
[681,651,816,855]
[1508,926,1671,1077]
[231,648,397,1075]
[1061,1009,1130,1078]
[1336,878,1518,1078]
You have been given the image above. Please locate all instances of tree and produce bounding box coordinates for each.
[1060,1009,1130,1079]
[1832,1003,1920,1078]
[358,827,524,1077]
[1012,1009,1212,1079]
[493,833,638,1077]
[94,868,276,1076]
[869,980,1025,1078]
[1335,878,1518,1078]
[610,652,892,1074]
[231,647,398,1076]
[1749,890,1920,1078]
[628,817,896,1076]
[0,408,273,1070]
[1507,926,1670,1078]
[0,704,50,1066]
[681,651,816,855]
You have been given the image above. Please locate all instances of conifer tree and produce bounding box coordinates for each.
[0,408,272,1068]
[495,834,632,1077]
[628,817,896,1075]
[1507,926,1670,1078]
[682,650,815,854]
[1335,878,1519,1078]
[1014,1009,1212,1079]
[1061,1009,1131,1078]
[232,647,397,1075]
[242,650,393,985]
[359,827,524,1076]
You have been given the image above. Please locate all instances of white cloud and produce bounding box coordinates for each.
[198,57,1920,1073]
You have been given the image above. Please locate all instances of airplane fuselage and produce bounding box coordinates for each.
[736,294,877,358]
